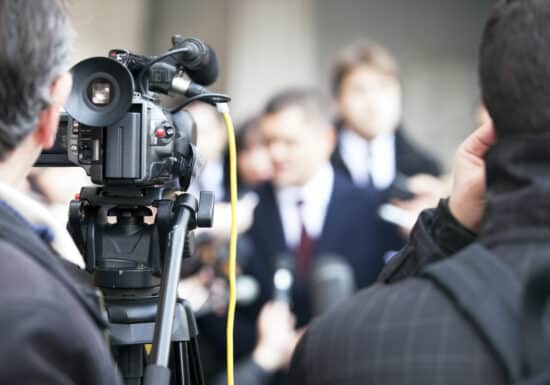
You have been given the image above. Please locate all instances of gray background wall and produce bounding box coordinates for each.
[69,0,495,170]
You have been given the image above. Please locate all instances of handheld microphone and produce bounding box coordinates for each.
[309,255,356,316]
[273,253,295,305]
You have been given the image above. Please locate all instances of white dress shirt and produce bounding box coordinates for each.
[275,163,334,249]
[339,129,396,189]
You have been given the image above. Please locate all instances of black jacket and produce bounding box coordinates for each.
[289,132,550,385]
[0,203,122,385]
[331,127,441,183]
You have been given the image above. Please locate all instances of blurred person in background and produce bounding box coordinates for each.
[204,88,402,385]
[290,1,550,383]
[187,102,228,202]
[331,41,445,235]
[27,167,91,224]
[179,115,275,384]
[224,115,273,194]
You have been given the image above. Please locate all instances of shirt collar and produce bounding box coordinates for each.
[276,162,334,207]
[0,179,84,267]
[340,128,396,189]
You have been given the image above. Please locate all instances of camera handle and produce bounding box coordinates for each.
[144,192,213,385]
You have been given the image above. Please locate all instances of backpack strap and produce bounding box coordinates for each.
[521,263,550,377]
[420,244,522,381]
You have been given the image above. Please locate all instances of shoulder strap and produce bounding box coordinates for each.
[420,244,522,381]
[521,263,550,377]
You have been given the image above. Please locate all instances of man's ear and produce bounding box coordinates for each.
[324,125,337,155]
[35,72,73,149]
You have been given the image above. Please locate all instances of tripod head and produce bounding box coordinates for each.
[68,186,215,293]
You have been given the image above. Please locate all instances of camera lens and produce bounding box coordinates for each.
[87,78,114,106]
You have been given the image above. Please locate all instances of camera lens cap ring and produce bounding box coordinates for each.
[65,57,134,127]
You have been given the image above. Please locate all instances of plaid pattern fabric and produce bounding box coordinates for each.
[289,201,550,385]
[290,277,507,385]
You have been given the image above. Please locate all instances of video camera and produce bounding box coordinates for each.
[35,35,230,385]
[37,34,226,190]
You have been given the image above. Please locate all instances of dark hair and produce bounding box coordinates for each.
[331,41,399,96]
[236,116,262,152]
[0,0,73,159]
[480,0,550,135]
[263,88,331,126]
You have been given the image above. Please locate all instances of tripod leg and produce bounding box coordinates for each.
[188,337,206,385]
[173,341,190,385]
[114,345,146,385]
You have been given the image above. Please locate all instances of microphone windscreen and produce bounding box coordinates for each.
[186,46,218,86]
[273,253,295,304]
[309,255,356,316]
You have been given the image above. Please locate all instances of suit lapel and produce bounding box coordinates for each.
[254,184,289,258]
[314,175,342,256]
[331,138,353,180]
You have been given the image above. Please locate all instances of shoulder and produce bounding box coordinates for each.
[0,239,72,300]
[291,277,504,385]
[0,296,120,385]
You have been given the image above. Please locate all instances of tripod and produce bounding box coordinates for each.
[68,186,214,385]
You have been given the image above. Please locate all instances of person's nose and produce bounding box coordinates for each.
[269,141,287,164]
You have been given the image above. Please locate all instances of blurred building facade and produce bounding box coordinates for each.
[69,0,493,170]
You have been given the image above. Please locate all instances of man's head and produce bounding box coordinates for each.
[187,103,227,164]
[236,116,273,188]
[480,0,550,135]
[0,0,73,184]
[261,89,335,188]
[332,41,402,140]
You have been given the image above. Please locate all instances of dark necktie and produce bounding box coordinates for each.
[366,141,374,187]
[295,200,314,280]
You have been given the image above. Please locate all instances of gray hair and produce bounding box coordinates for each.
[0,0,74,159]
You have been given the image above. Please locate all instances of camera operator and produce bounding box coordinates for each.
[289,1,550,384]
[0,1,121,384]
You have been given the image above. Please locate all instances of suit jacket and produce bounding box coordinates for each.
[331,127,441,184]
[198,172,403,385]
[243,172,403,327]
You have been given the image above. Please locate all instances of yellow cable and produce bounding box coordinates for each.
[219,106,237,385]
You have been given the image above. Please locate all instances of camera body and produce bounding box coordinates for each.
[42,97,197,187]
[36,35,219,189]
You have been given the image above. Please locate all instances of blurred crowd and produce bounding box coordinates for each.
[27,40,473,385]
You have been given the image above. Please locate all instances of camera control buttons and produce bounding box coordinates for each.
[155,127,166,138]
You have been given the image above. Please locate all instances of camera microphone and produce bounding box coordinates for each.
[171,36,218,86]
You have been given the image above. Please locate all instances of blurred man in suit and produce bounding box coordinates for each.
[203,89,402,385]
[331,41,441,190]
[247,89,402,327]
[290,1,550,384]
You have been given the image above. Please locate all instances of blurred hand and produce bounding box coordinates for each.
[207,193,259,239]
[391,174,449,235]
[252,302,301,372]
[448,121,496,232]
